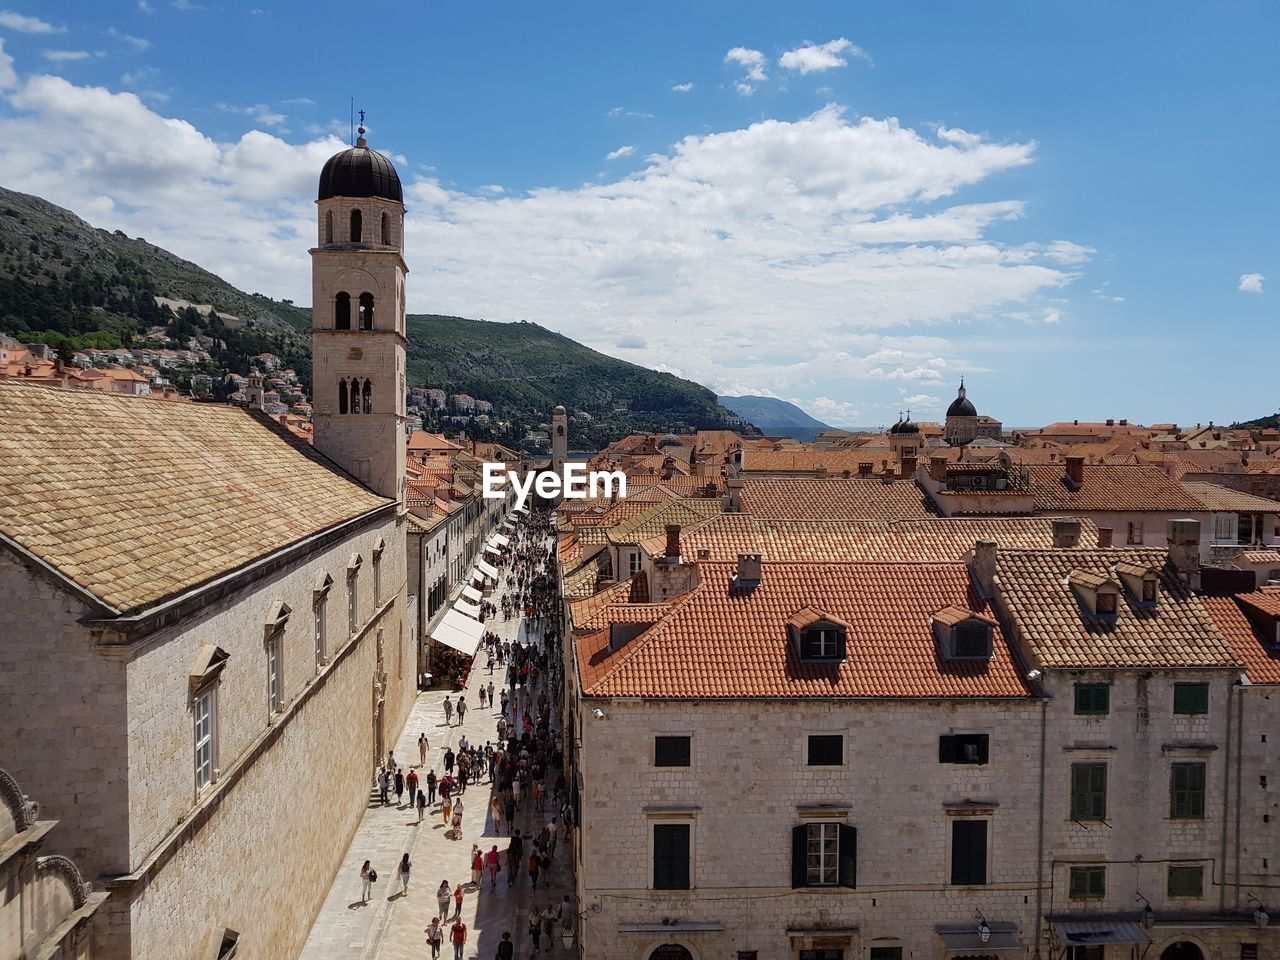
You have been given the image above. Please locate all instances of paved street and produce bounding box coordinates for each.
[300,551,573,960]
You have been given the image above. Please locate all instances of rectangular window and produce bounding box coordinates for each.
[373,554,382,605]
[347,572,358,635]
[950,819,987,885]
[808,734,844,766]
[652,823,690,890]
[939,733,990,764]
[1095,592,1118,615]
[629,551,642,575]
[954,623,992,658]
[1071,763,1107,821]
[654,736,691,767]
[194,687,216,791]
[1171,762,1207,819]
[1074,683,1111,716]
[792,822,857,888]
[1127,521,1143,545]
[314,597,326,667]
[1214,513,1236,542]
[799,952,844,960]
[1174,683,1209,715]
[1142,579,1158,602]
[801,628,845,660]
[1167,865,1204,898]
[1069,865,1106,899]
[870,949,902,960]
[1069,948,1105,960]
[267,632,283,714]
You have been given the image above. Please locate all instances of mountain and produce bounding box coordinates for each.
[1232,413,1280,430]
[0,185,746,441]
[718,395,835,442]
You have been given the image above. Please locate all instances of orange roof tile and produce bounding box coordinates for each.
[1201,596,1280,684]
[1027,464,1204,512]
[740,478,939,520]
[580,562,1033,700]
[1182,482,1280,514]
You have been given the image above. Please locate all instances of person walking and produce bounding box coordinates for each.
[442,696,453,726]
[418,732,429,767]
[436,880,451,920]
[485,844,501,889]
[416,785,427,822]
[546,815,559,859]
[397,852,412,896]
[507,830,523,886]
[359,860,374,904]
[407,768,419,808]
[529,906,543,954]
[426,768,438,804]
[503,794,516,836]
[457,695,467,725]
[496,931,515,960]
[487,680,495,706]
[449,918,467,960]
[441,795,453,827]
[527,849,540,889]
[394,768,405,806]
[443,748,455,776]
[377,767,389,805]
[452,881,464,919]
[471,845,483,886]
[425,917,443,959]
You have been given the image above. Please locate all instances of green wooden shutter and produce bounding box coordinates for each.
[834,629,847,661]
[976,734,990,764]
[950,820,987,885]
[939,735,957,763]
[792,824,808,888]
[838,824,857,888]
[1174,683,1209,715]
[1071,763,1107,821]
[1171,762,1206,818]
[653,824,690,890]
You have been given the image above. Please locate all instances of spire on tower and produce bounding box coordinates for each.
[356,109,367,147]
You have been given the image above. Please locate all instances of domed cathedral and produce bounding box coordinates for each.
[943,379,1003,446]
[887,411,921,459]
[311,118,408,501]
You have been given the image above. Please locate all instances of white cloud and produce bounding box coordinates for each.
[0,10,64,33]
[42,50,96,63]
[605,144,635,161]
[671,82,693,93]
[779,38,869,74]
[1239,272,1264,294]
[218,102,287,128]
[138,0,154,10]
[801,396,862,426]
[725,46,767,93]
[479,184,504,195]
[0,38,15,91]
[1041,307,1062,323]
[607,106,653,119]
[281,96,314,107]
[0,68,1080,419]
[171,0,204,9]
[108,28,150,51]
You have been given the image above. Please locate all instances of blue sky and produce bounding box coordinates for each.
[0,1,1275,428]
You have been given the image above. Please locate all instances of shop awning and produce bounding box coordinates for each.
[484,542,502,556]
[461,585,483,603]
[475,559,500,580]
[1052,921,1150,946]
[430,608,484,657]
[488,532,511,548]
[513,504,529,515]
[501,518,516,530]
[454,599,483,620]
[937,924,1022,953]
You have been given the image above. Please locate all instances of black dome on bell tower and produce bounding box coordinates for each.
[317,127,402,203]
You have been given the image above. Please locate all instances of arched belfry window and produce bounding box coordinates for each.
[349,208,362,243]
[335,292,351,330]
[338,379,348,415]
[380,211,389,244]
[324,210,333,244]
[359,293,374,330]
[362,379,372,414]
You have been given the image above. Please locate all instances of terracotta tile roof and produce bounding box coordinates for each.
[1201,596,1280,684]
[1237,551,1280,566]
[563,550,613,599]
[742,448,904,476]
[0,381,389,614]
[579,562,1033,699]
[577,526,611,546]
[994,548,1240,670]
[1238,588,1280,618]
[1026,464,1205,512]
[654,514,1098,563]
[407,431,464,452]
[740,478,940,520]
[1181,482,1280,514]
[568,577,635,629]
[558,534,583,568]
[627,474,715,494]
[606,498,723,545]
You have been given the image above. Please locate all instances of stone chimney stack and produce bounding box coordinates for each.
[900,455,918,479]
[735,552,762,587]
[1167,518,1201,589]
[816,464,828,480]
[929,456,948,482]
[858,462,873,478]
[664,523,682,563]
[972,540,998,596]
[1051,518,1082,549]
[1097,526,1114,548]
[1064,456,1085,486]
[661,456,675,481]
[725,476,744,513]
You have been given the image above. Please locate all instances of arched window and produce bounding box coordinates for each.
[362,379,372,414]
[349,208,362,243]
[335,292,351,330]
[380,211,389,244]
[338,379,348,415]
[358,293,375,330]
[324,210,333,244]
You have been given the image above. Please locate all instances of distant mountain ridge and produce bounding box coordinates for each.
[719,394,835,442]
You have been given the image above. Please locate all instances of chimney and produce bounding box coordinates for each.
[1166,518,1201,589]
[1106,418,1115,427]
[1064,456,1085,486]
[664,523,682,563]
[725,476,744,513]
[972,540,997,596]
[858,462,873,478]
[929,456,948,482]
[1096,526,1114,548]
[900,455,917,479]
[1073,419,1079,426]
[735,553,762,588]
[841,469,851,478]
[1119,419,1128,426]
[1052,518,1082,548]
[816,464,828,480]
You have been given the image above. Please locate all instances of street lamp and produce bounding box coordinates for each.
[1136,893,1156,929]
[561,925,574,949]
[975,910,991,944]
[1248,895,1269,927]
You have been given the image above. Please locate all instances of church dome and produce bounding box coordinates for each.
[318,130,402,203]
[946,382,977,418]
[657,433,683,448]
[553,405,566,415]
[889,417,919,435]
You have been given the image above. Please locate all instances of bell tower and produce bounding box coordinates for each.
[310,117,407,502]
[551,405,568,474]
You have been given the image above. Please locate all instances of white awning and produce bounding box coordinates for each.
[454,599,484,620]
[1052,921,1150,946]
[430,608,484,657]
[501,518,516,530]
[484,543,502,556]
[461,585,483,603]
[513,504,529,514]
[488,532,511,548]
[475,559,500,580]
[937,924,1022,953]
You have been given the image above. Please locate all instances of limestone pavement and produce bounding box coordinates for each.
[300,557,574,960]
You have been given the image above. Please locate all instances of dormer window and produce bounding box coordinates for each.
[1068,569,1122,617]
[1095,592,1117,615]
[1114,561,1159,606]
[787,607,848,662]
[932,606,996,660]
